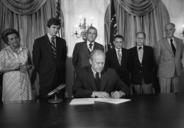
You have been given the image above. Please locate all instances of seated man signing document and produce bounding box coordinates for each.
[73,50,129,98]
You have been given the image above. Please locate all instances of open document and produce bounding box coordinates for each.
[94,98,130,104]
[70,98,130,105]
[69,98,95,105]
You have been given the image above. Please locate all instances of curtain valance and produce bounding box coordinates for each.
[117,0,157,16]
[1,0,47,15]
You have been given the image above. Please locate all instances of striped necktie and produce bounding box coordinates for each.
[50,36,56,57]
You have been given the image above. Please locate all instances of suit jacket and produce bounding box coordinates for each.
[128,46,156,84]
[154,37,184,78]
[32,34,67,97]
[105,48,130,86]
[72,42,104,71]
[73,66,129,98]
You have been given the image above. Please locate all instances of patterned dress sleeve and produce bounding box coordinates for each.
[0,50,6,71]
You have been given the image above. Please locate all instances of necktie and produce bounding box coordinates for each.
[117,49,122,65]
[170,39,176,55]
[95,72,101,91]
[50,36,56,57]
[89,42,93,51]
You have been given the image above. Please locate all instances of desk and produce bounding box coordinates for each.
[0,94,184,128]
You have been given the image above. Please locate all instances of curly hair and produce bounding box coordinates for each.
[46,17,61,28]
[1,28,20,45]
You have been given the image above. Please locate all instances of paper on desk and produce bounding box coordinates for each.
[94,98,130,104]
[69,98,95,105]
[70,98,130,105]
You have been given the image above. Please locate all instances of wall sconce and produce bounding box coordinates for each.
[73,17,93,40]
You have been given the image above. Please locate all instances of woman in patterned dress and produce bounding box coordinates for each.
[0,28,33,103]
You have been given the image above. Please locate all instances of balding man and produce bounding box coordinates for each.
[72,26,104,71]
[73,50,129,98]
[154,22,184,93]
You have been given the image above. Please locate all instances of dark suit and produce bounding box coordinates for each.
[105,48,130,86]
[73,67,129,98]
[72,42,104,71]
[128,46,156,85]
[32,34,67,98]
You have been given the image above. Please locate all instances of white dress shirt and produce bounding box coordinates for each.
[115,48,122,64]
[87,41,94,52]
[137,46,143,63]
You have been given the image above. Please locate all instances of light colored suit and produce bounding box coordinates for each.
[154,37,184,93]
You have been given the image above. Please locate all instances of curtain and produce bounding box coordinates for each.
[0,0,64,53]
[117,0,155,16]
[104,5,111,51]
[104,0,170,49]
[1,0,47,15]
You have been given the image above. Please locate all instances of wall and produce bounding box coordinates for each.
[162,0,184,39]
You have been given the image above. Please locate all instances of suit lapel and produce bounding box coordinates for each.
[56,37,60,58]
[45,35,54,55]
[163,38,174,56]
[93,42,98,50]
[112,49,120,66]
[142,46,146,64]
[83,42,90,54]
[135,47,141,64]
[121,48,127,66]
[100,69,108,91]
[174,37,179,55]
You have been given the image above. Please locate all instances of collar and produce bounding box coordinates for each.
[137,45,143,50]
[87,41,94,45]
[115,48,121,52]
[47,33,56,41]
[167,37,174,42]
[91,67,101,78]
[167,37,176,47]
[47,33,52,40]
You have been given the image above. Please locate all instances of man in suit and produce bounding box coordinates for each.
[72,26,104,71]
[154,23,184,93]
[128,32,156,95]
[73,50,129,98]
[105,35,130,86]
[32,18,67,99]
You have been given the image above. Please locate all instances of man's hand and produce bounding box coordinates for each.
[111,91,125,99]
[91,91,110,98]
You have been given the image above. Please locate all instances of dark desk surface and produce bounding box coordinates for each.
[0,94,184,128]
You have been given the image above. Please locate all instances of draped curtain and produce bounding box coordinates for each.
[1,0,47,15]
[0,0,64,52]
[104,5,111,51]
[104,0,170,49]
